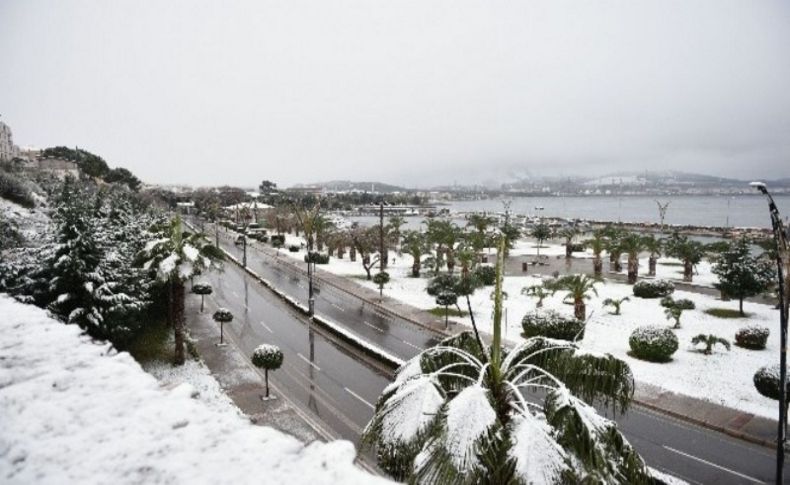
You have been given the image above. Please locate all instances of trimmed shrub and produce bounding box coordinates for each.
[288,245,300,252]
[754,364,789,401]
[521,309,585,341]
[629,325,678,362]
[735,325,770,350]
[305,252,330,264]
[633,279,675,299]
[473,265,496,286]
[252,344,284,370]
[270,234,285,247]
[426,274,460,297]
[660,296,695,310]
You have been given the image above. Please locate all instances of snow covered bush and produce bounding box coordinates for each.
[660,296,695,310]
[270,234,285,247]
[521,309,585,341]
[629,325,679,362]
[633,279,675,299]
[426,273,460,296]
[192,282,213,312]
[0,170,36,208]
[753,364,789,401]
[735,325,770,350]
[288,245,300,252]
[473,265,496,286]
[305,251,330,264]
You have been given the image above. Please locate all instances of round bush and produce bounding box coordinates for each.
[754,364,789,400]
[192,282,213,295]
[474,265,496,286]
[288,245,300,252]
[305,251,330,264]
[252,344,284,370]
[373,271,390,286]
[629,325,679,362]
[427,274,460,296]
[270,234,285,247]
[212,308,233,322]
[521,309,585,341]
[633,280,675,299]
[659,296,695,310]
[735,325,770,350]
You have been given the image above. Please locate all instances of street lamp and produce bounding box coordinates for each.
[750,181,789,484]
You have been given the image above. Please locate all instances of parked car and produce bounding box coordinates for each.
[234,235,246,246]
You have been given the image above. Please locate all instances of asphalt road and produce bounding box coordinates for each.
[196,220,783,484]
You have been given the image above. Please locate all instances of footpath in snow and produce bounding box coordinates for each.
[0,295,390,485]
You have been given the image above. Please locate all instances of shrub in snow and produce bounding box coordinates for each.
[473,265,496,286]
[633,279,674,299]
[690,334,730,355]
[212,308,233,345]
[270,234,285,247]
[629,325,678,362]
[753,364,789,401]
[304,251,329,264]
[660,296,695,310]
[735,325,770,350]
[426,273,460,296]
[252,344,284,399]
[521,309,585,341]
[435,290,458,328]
[0,170,36,208]
[288,245,300,252]
[192,282,213,312]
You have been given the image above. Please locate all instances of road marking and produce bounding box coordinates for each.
[297,353,321,371]
[259,321,273,333]
[362,321,385,333]
[344,387,375,410]
[402,340,422,351]
[662,446,764,484]
[232,290,240,298]
[331,303,345,312]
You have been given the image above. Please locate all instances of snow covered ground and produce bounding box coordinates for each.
[275,237,779,419]
[0,295,390,484]
[0,197,50,243]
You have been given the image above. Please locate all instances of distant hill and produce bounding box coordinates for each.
[294,180,408,193]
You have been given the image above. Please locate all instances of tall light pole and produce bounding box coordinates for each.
[751,181,789,484]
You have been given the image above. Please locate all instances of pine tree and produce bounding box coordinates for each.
[712,238,774,316]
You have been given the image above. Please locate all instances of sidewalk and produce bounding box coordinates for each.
[184,293,326,444]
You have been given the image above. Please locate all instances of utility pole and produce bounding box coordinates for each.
[379,201,385,272]
[242,230,247,267]
[750,182,789,484]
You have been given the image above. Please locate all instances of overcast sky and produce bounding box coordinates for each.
[1,1,789,188]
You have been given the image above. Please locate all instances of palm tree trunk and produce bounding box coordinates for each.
[574,299,585,321]
[349,246,356,262]
[614,255,623,273]
[739,297,745,316]
[172,279,186,366]
[648,256,657,276]
[627,255,637,284]
[593,255,602,276]
[412,256,420,277]
[683,260,693,282]
[565,242,572,259]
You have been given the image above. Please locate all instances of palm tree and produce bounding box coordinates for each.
[363,239,648,484]
[142,214,222,365]
[603,227,625,273]
[530,223,552,258]
[602,296,629,315]
[585,230,606,277]
[691,334,731,355]
[521,284,554,308]
[665,233,704,282]
[559,225,580,259]
[642,235,662,277]
[456,242,477,280]
[557,274,598,320]
[618,233,645,284]
[401,230,428,277]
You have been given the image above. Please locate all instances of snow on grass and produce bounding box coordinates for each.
[0,196,50,243]
[0,295,390,484]
[143,358,241,416]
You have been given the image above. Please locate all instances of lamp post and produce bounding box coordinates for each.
[750,181,789,484]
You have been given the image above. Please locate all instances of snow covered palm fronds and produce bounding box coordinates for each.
[141,215,216,283]
[363,332,649,484]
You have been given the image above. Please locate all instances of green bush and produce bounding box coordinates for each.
[426,274,460,296]
[735,326,769,350]
[288,245,300,252]
[754,364,789,400]
[252,344,284,370]
[0,171,35,208]
[633,279,675,299]
[629,325,678,362]
[305,252,330,264]
[660,296,695,310]
[270,234,285,247]
[521,309,585,341]
[473,265,496,286]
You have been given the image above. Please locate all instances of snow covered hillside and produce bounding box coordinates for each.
[0,295,390,485]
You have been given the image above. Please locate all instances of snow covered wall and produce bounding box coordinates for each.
[0,295,390,485]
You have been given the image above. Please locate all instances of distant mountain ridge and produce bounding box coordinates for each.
[292,180,407,193]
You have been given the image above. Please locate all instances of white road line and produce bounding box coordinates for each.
[297,353,321,371]
[662,446,764,484]
[362,321,385,333]
[259,321,273,333]
[402,340,422,351]
[231,290,240,298]
[344,387,375,410]
[331,303,345,312]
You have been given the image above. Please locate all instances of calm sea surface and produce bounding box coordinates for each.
[348,195,790,230]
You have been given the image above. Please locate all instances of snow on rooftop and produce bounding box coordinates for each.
[0,295,390,485]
